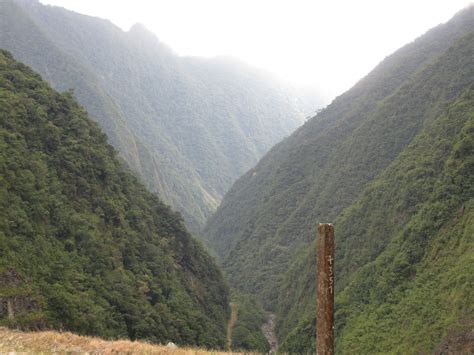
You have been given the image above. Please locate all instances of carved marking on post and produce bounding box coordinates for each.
[317,223,335,355]
[328,255,334,295]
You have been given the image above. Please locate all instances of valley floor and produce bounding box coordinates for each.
[226,303,238,350]
[261,313,278,353]
[0,327,242,354]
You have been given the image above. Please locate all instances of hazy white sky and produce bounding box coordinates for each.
[40,0,472,100]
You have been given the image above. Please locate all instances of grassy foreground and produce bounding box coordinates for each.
[0,327,243,354]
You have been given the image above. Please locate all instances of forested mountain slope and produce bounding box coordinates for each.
[0,0,321,232]
[203,4,474,303]
[202,6,474,352]
[279,83,474,354]
[0,50,230,348]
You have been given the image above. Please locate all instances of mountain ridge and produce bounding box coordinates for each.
[279,84,473,352]
[0,0,322,232]
[202,6,474,352]
[0,49,230,348]
[203,5,474,302]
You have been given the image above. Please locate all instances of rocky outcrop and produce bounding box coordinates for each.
[0,268,44,329]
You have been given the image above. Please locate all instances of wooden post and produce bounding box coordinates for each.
[317,223,334,354]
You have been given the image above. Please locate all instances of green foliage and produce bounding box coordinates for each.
[278,314,315,354]
[204,4,474,307]
[333,91,474,353]
[0,50,230,348]
[202,6,474,353]
[230,292,270,353]
[280,83,474,353]
[0,311,46,330]
[0,0,321,232]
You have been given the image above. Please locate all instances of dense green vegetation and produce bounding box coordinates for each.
[230,292,270,353]
[203,6,474,352]
[0,49,230,348]
[279,87,474,353]
[0,0,321,232]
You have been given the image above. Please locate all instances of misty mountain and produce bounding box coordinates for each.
[0,0,322,232]
[202,6,474,352]
[0,49,230,348]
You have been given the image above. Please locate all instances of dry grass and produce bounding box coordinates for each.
[0,327,245,354]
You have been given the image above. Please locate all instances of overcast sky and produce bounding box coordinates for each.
[40,0,472,101]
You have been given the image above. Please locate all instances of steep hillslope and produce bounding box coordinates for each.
[0,50,229,348]
[202,6,474,309]
[278,85,473,353]
[0,0,321,232]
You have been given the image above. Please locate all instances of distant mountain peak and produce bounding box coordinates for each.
[127,22,174,54]
[128,22,152,35]
[127,22,162,43]
[0,0,322,233]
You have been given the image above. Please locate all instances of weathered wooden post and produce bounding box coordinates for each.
[317,223,334,354]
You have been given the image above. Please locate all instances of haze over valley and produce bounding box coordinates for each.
[0,1,473,353]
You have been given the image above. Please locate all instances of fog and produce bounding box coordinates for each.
[41,0,472,101]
